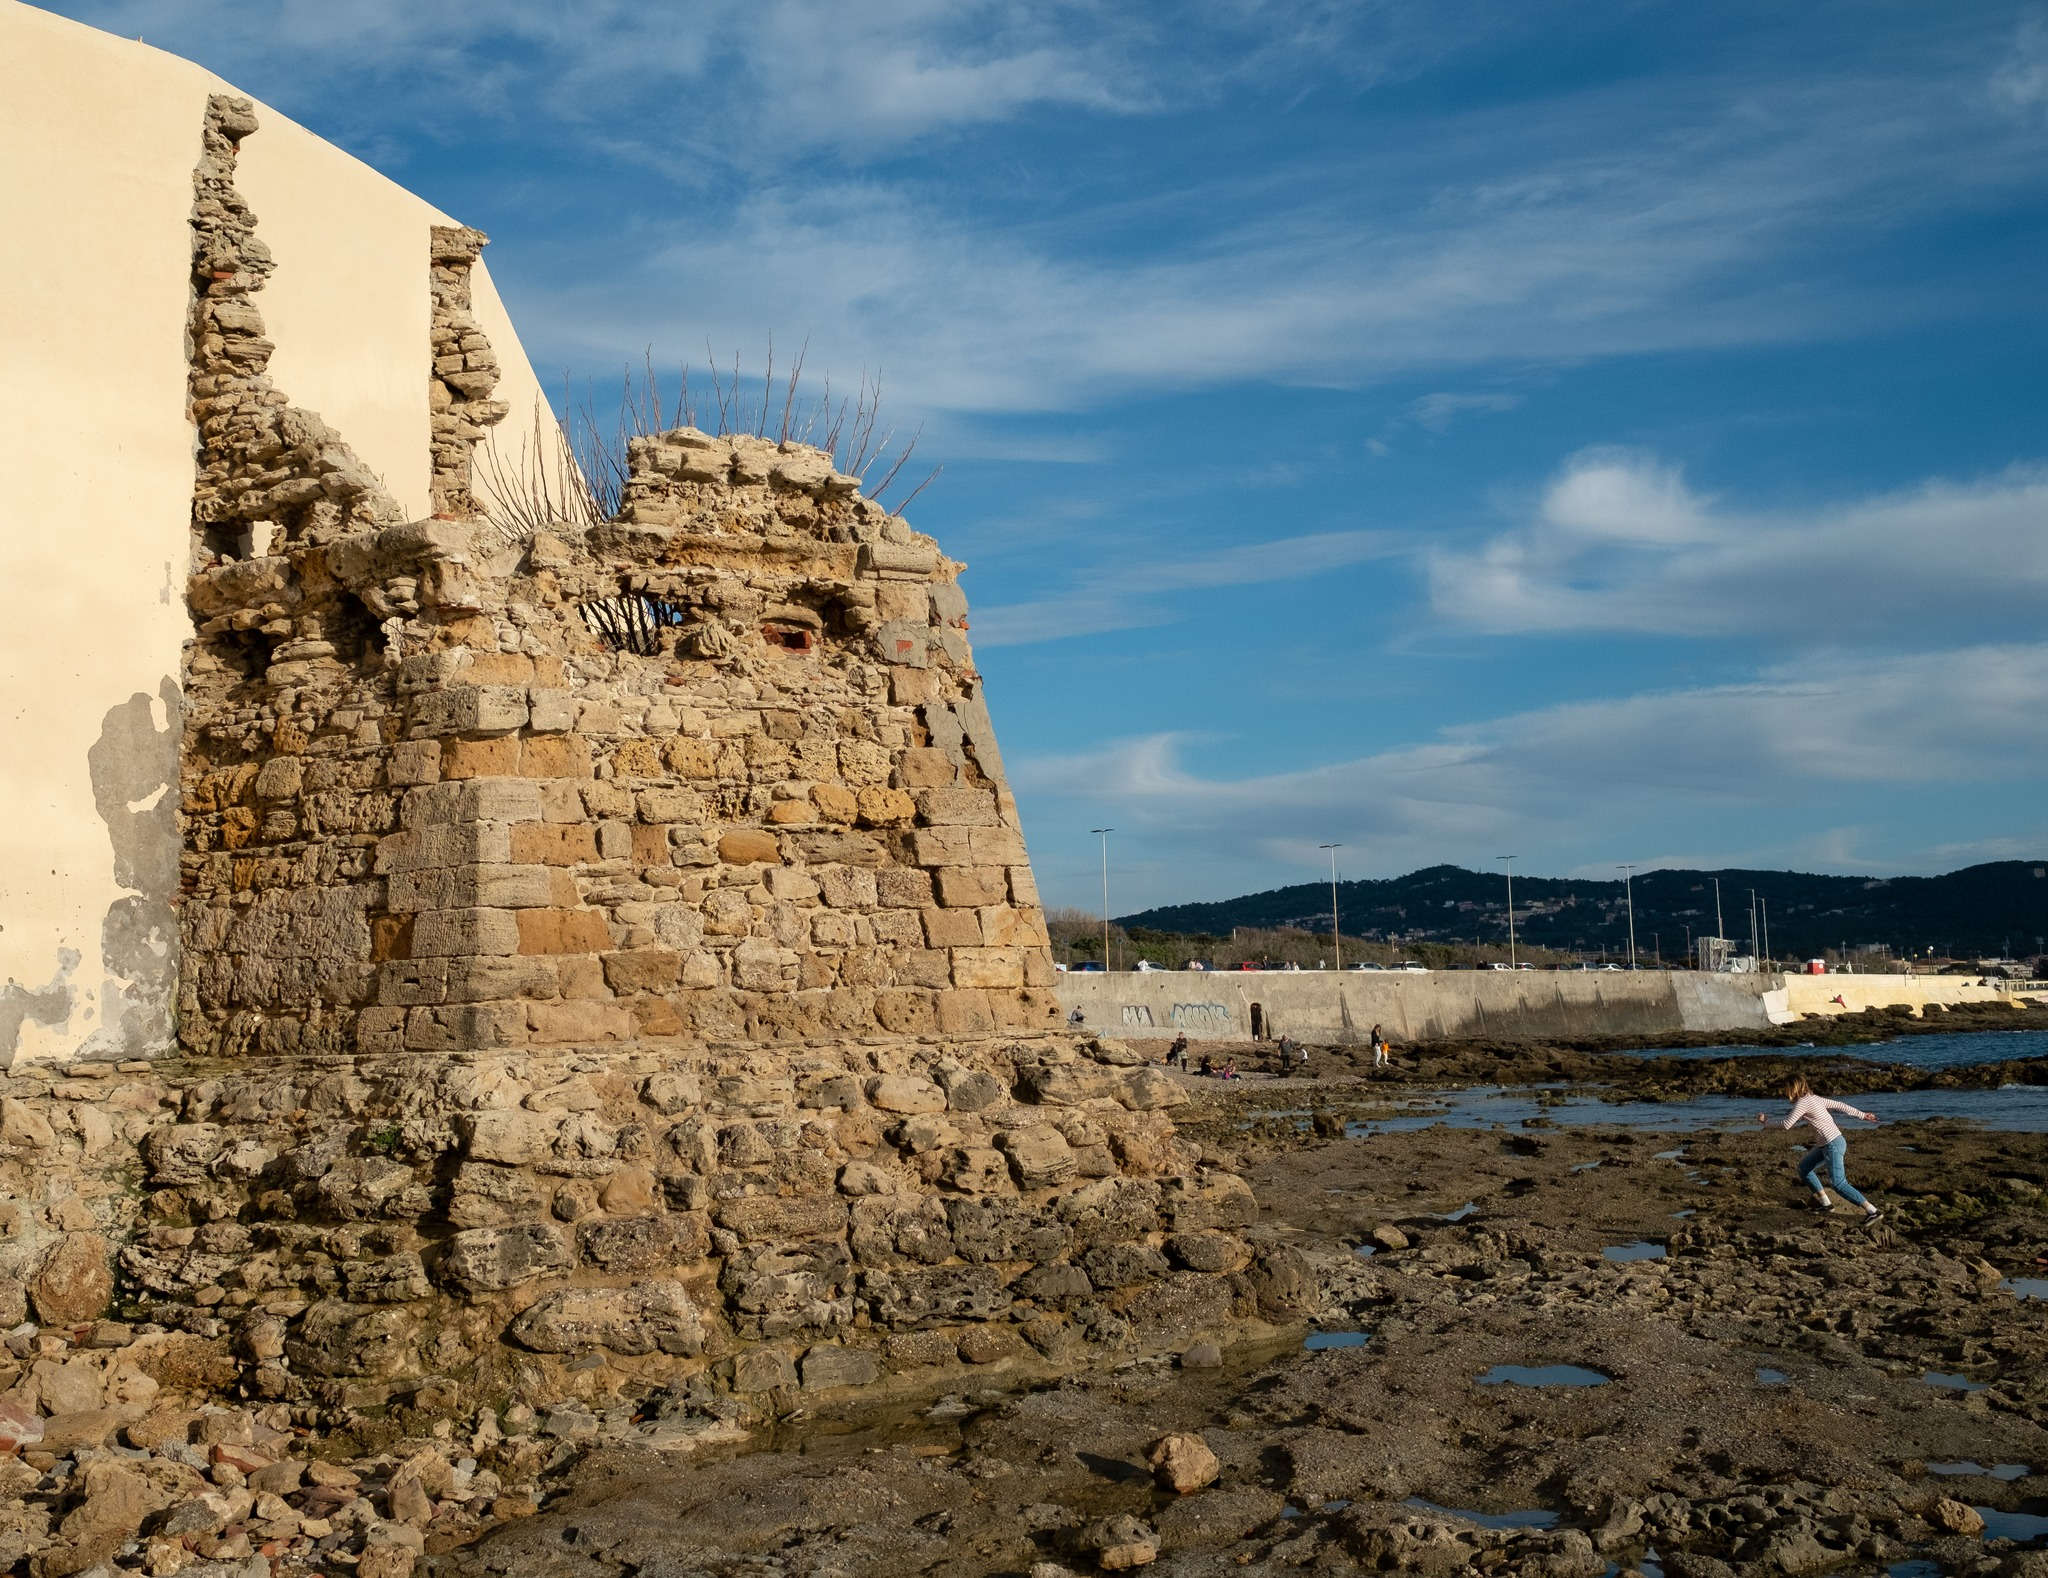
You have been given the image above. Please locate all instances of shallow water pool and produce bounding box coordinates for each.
[1478,1364,1610,1387]
[1347,1083,2048,1137]
[1923,1371,1988,1393]
[1928,1462,2029,1481]
[1304,1330,1370,1351]
[1406,1498,1558,1530]
[1978,1506,2048,1543]
[1604,1242,1666,1262]
[1619,1028,2048,1072]
[2002,1277,2048,1300]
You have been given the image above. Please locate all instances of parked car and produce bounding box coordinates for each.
[1392,962,1428,973]
[1069,961,1105,973]
[1134,960,1164,973]
[1349,962,1386,972]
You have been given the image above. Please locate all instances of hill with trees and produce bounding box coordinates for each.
[1104,860,2048,967]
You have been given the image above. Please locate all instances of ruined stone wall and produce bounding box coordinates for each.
[0,75,1283,1511]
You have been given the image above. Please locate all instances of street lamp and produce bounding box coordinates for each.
[1090,828,1115,972]
[1496,855,1518,968]
[1617,864,1637,970]
[1319,843,1343,973]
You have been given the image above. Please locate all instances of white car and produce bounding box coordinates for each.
[1392,962,1428,973]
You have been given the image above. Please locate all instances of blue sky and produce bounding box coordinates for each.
[58,0,2048,912]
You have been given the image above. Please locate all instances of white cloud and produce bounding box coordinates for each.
[1430,454,2048,639]
[1537,447,1707,543]
[1993,14,2048,114]
[1410,391,1521,433]
[1011,642,2048,887]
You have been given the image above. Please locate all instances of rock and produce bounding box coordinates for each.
[1930,1497,1985,1535]
[956,1325,1025,1365]
[39,1409,125,1452]
[997,1127,1077,1189]
[0,1396,43,1454]
[28,1233,114,1326]
[0,1097,58,1151]
[867,1075,946,1114]
[1369,1225,1410,1252]
[31,1355,103,1414]
[509,1281,704,1357]
[1164,1230,1250,1273]
[439,1223,572,1292]
[1080,1513,1158,1570]
[800,1344,880,1390]
[1147,1432,1221,1494]
[1180,1340,1224,1369]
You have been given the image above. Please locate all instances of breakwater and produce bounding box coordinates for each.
[1057,970,2032,1044]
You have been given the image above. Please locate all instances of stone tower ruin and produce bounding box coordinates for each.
[0,89,1281,1425]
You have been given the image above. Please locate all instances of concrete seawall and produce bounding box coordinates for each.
[1056,971,2029,1044]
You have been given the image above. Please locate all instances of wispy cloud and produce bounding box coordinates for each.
[1410,390,1522,433]
[973,529,1406,646]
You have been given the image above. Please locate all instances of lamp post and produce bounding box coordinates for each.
[1090,828,1115,972]
[1319,843,1343,973]
[1618,864,1637,970]
[1496,855,1518,968]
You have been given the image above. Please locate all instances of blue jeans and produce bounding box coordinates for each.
[1796,1136,1868,1208]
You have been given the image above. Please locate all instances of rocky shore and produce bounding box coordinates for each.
[7,1035,2044,1578]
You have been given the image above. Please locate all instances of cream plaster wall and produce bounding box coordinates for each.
[0,1,568,1065]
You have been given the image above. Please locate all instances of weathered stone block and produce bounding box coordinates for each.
[510,1282,703,1357]
[914,786,998,826]
[410,685,528,737]
[411,907,520,957]
[639,786,706,822]
[439,735,522,778]
[969,826,1030,865]
[439,1223,572,1292]
[510,822,598,865]
[996,1127,1076,1189]
[800,1344,880,1390]
[602,949,681,993]
[516,908,612,954]
[897,747,957,787]
[388,739,442,786]
[527,1000,633,1043]
[402,778,540,828]
[978,905,1047,947]
[716,1195,847,1243]
[922,908,982,947]
[877,868,933,907]
[866,1074,946,1114]
[910,827,973,867]
[936,866,1008,908]
[810,783,858,823]
[527,689,576,732]
[856,786,916,826]
[520,735,591,778]
[718,828,781,864]
[386,863,554,912]
[442,955,560,1002]
[952,947,1025,988]
[935,989,997,1035]
[664,737,718,777]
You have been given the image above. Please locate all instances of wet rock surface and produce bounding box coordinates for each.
[420,1050,2048,1578]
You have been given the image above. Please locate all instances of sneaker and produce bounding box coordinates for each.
[1811,1193,1834,1211]
[1858,1209,1884,1230]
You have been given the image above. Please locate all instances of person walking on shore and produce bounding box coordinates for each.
[1758,1076,1882,1226]
[1369,1024,1390,1070]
